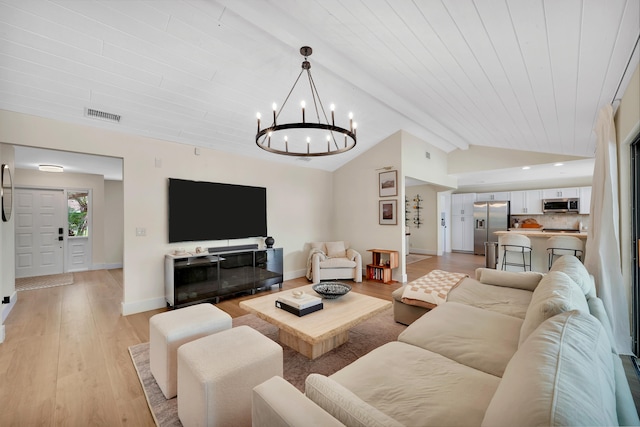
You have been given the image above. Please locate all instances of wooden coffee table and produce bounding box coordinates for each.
[239,284,391,359]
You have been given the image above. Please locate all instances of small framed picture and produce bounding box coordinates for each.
[378,170,397,197]
[379,200,397,225]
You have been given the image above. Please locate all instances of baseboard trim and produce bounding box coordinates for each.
[285,269,306,281]
[121,296,166,316]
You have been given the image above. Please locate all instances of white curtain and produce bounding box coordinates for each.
[584,104,631,354]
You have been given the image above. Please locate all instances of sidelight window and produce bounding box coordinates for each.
[68,190,89,237]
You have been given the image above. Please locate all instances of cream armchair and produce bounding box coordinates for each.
[306,241,362,285]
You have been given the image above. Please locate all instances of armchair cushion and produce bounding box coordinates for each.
[320,258,357,268]
[326,241,347,258]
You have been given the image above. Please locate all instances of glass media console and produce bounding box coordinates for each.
[165,247,283,308]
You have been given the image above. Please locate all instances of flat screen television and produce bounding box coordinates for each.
[168,178,267,243]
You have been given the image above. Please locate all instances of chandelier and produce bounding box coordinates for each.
[255,46,357,157]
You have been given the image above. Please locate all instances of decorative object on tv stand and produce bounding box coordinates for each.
[265,236,275,248]
[413,195,423,228]
[255,46,357,157]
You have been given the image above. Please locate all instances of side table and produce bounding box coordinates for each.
[366,249,399,284]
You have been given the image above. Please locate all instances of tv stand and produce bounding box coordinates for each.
[165,247,283,308]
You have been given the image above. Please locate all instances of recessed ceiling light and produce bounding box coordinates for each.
[522,166,531,170]
[554,163,564,167]
[38,164,64,173]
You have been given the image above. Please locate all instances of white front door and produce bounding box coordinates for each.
[15,188,65,278]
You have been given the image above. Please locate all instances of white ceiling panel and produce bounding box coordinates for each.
[0,0,638,177]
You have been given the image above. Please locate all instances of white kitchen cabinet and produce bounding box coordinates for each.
[476,191,510,202]
[579,186,592,214]
[510,190,543,215]
[542,188,579,199]
[451,214,474,252]
[451,193,476,216]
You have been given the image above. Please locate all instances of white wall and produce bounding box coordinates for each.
[15,169,106,268]
[334,130,457,283]
[0,110,333,315]
[0,144,16,342]
[104,180,124,268]
[333,132,403,280]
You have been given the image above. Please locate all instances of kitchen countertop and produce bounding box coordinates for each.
[496,230,588,238]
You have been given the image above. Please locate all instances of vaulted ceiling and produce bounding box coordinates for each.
[1,0,638,173]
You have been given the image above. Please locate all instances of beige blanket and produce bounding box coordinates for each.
[401,270,469,309]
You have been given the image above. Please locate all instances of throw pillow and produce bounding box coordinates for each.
[478,268,544,291]
[325,241,347,258]
[518,270,589,347]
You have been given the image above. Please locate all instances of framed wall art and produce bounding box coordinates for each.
[378,170,397,197]
[379,199,397,225]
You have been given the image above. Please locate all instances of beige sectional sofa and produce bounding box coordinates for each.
[251,255,640,426]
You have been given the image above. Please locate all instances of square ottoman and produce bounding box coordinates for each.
[149,303,232,399]
[177,325,283,427]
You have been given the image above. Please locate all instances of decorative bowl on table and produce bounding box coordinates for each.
[312,282,352,299]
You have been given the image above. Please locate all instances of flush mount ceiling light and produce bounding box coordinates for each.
[255,46,357,157]
[38,164,64,173]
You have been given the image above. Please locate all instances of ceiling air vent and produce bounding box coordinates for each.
[85,108,121,123]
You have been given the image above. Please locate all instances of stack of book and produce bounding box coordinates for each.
[275,292,323,316]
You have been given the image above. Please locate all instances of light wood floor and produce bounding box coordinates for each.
[7,252,635,425]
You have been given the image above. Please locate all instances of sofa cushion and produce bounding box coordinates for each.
[304,374,403,427]
[518,271,589,347]
[328,341,500,426]
[319,258,356,268]
[398,301,522,377]
[447,278,533,318]
[325,241,347,258]
[476,268,544,291]
[482,310,618,427]
[587,296,616,353]
[549,255,595,296]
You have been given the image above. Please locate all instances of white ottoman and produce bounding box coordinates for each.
[149,303,232,399]
[177,325,283,427]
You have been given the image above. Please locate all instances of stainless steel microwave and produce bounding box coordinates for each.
[542,198,580,213]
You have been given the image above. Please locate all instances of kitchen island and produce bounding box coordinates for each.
[494,230,587,273]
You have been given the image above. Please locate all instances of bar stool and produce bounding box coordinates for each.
[500,234,532,271]
[546,235,584,269]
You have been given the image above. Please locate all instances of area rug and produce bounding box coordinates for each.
[129,307,405,427]
[406,254,432,264]
[15,273,74,291]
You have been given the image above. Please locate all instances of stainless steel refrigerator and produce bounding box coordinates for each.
[473,201,510,255]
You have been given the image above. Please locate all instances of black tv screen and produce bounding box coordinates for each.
[168,178,267,243]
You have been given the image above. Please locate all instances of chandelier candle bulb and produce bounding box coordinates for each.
[285,136,288,152]
[272,103,277,125]
[301,101,306,123]
[330,103,335,125]
[349,112,353,131]
[256,112,261,131]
